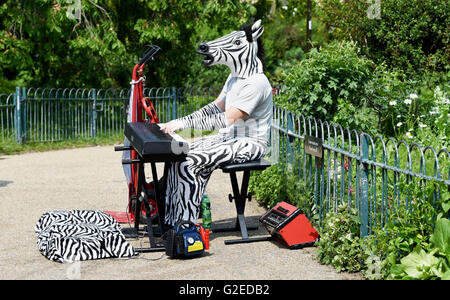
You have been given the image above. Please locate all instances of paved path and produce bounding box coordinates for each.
[0,145,362,280]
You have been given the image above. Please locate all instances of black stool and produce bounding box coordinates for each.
[213,158,271,245]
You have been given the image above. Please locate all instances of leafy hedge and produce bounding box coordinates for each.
[277,41,376,122]
[317,0,449,75]
[317,204,366,273]
[248,162,316,223]
[275,40,449,147]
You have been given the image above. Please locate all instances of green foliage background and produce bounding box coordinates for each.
[0,0,255,92]
[316,0,449,75]
[0,0,321,92]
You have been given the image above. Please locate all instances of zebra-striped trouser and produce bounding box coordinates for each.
[164,134,266,226]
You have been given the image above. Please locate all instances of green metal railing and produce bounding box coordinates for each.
[0,92,16,143]
[1,86,449,236]
[1,87,219,144]
[270,106,450,236]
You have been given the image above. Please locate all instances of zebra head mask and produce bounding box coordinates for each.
[197,19,264,79]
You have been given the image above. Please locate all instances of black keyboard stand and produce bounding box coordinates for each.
[119,152,171,253]
[117,122,189,253]
[133,158,169,253]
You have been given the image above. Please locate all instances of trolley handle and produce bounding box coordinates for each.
[138,45,162,66]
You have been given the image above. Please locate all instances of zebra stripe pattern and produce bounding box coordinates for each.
[35,210,136,263]
[164,134,266,226]
[177,102,226,130]
[197,19,264,79]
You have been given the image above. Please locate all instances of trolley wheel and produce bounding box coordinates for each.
[131,197,159,225]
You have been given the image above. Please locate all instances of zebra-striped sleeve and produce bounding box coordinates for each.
[176,102,226,130]
[178,111,227,131]
[179,102,223,122]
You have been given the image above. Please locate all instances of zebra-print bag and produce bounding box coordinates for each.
[35,210,137,263]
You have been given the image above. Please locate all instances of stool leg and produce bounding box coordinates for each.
[240,170,251,203]
[228,171,245,235]
[222,171,258,235]
[212,170,258,239]
[236,170,258,232]
[223,170,270,245]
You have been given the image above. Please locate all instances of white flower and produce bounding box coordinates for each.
[389,100,397,106]
[396,122,403,127]
[396,115,401,118]
[406,132,413,138]
[282,5,288,10]
[409,93,418,99]
[443,98,450,104]
[404,99,412,104]
[430,107,440,115]
[419,123,427,128]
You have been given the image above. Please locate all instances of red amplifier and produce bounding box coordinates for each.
[259,201,319,249]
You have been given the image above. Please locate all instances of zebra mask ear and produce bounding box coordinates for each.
[251,19,264,41]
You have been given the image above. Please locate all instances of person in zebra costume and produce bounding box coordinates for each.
[160,19,273,227]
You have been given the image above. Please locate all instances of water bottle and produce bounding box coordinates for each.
[201,194,211,229]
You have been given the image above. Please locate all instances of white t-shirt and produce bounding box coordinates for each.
[218,73,273,146]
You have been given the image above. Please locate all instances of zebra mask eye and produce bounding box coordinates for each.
[196,42,215,66]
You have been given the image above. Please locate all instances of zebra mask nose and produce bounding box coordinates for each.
[197,42,214,66]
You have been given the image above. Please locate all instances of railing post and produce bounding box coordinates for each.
[360,134,370,237]
[270,107,279,164]
[286,111,294,168]
[14,87,22,144]
[91,89,97,137]
[21,87,27,143]
[314,156,320,224]
[171,87,177,120]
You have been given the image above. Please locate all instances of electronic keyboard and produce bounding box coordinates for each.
[124,122,189,162]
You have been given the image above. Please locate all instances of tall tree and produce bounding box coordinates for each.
[316,0,449,74]
[0,0,256,92]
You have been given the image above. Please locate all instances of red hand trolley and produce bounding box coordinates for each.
[105,45,162,230]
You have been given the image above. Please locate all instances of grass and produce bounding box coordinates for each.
[0,129,218,156]
[0,134,124,156]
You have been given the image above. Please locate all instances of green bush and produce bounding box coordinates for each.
[389,218,450,280]
[248,162,315,217]
[277,40,376,121]
[316,204,367,273]
[0,0,255,92]
[361,180,450,279]
[316,0,450,76]
[275,39,448,144]
[332,97,379,137]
